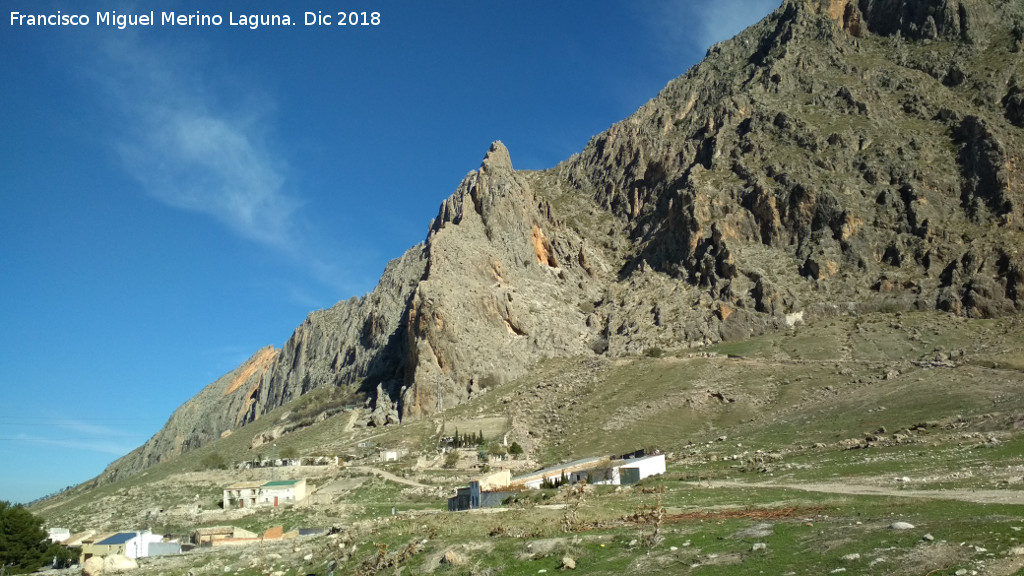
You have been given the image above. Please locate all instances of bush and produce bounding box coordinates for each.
[443,451,459,469]
[201,453,228,470]
[509,442,524,458]
[644,347,664,358]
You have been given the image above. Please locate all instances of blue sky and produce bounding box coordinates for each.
[0,0,779,504]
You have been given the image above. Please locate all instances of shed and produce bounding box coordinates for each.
[617,454,666,485]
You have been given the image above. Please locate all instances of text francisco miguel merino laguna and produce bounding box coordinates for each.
[10,10,382,29]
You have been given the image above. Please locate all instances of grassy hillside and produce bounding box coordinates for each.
[33,311,1024,575]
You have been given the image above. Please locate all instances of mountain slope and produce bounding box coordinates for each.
[100,0,1024,482]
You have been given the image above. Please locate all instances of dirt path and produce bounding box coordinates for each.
[691,480,1024,505]
[351,466,430,488]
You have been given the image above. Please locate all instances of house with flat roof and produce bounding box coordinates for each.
[570,454,666,486]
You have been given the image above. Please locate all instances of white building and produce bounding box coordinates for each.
[47,527,71,543]
[258,479,307,506]
[125,531,168,559]
[571,454,666,486]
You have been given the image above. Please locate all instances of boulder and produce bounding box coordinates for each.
[103,555,137,574]
[82,557,104,576]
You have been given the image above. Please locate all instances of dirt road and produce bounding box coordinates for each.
[351,466,431,488]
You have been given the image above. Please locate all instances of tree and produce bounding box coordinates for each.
[508,442,524,458]
[0,501,72,573]
[279,446,299,460]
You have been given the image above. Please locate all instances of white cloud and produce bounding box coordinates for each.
[693,0,782,49]
[1,419,142,456]
[90,31,299,252]
[5,433,134,456]
[55,419,134,438]
[649,0,782,56]
[120,109,296,248]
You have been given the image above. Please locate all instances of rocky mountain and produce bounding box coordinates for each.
[100,0,1024,482]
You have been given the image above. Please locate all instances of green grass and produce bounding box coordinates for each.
[31,312,1024,576]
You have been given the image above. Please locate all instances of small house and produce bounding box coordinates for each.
[47,527,70,543]
[259,478,306,506]
[81,531,166,561]
[80,533,129,561]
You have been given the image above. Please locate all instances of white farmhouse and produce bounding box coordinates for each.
[258,479,307,506]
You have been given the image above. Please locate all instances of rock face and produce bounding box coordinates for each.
[101,0,1024,480]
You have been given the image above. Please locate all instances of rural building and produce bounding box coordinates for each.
[220,478,308,509]
[447,483,518,511]
[511,457,606,489]
[379,449,408,462]
[146,541,182,557]
[618,454,666,484]
[570,454,666,486]
[193,526,259,547]
[80,531,167,561]
[447,468,517,511]
[475,468,511,491]
[223,481,263,509]
[47,527,70,543]
[63,531,96,548]
[261,525,300,541]
[80,533,126,561]
[258,479,306,506]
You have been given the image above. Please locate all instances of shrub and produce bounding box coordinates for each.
[201,453,228,470]
[443,451,459,469]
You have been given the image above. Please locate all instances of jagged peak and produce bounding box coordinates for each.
[481,140,513,172]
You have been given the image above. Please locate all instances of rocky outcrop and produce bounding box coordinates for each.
[100,0,1024,481]
[100,247,427,481]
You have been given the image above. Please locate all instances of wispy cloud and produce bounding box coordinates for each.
[648,0,782,56]
[0,419,142,456]
[3,433,135,456]
[119,109,296,249]
[54,419,135,438]
[95,34,299,251]
[85,32,371,300]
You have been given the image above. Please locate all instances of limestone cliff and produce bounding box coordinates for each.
[100,0,1024,480]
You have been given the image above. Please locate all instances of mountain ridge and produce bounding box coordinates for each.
[98,0,1024,484]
